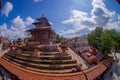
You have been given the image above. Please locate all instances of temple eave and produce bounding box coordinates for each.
[27,28,54,33]
[32,22,51,26]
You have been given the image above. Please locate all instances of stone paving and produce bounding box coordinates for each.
[103,53,120,80]
[67,48,89,70]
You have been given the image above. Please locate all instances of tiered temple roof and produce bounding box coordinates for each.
[27,14,55,44]
[33,14,51,27]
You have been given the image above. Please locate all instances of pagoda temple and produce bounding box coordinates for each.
[27,14,55,45]
[0,14,113,80]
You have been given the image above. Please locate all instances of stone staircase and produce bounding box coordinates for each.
[2,51,79,74]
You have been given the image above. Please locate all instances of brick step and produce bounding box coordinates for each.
[4,54,76,64]
[6,53,71,60]
[23,51,60,54]
[2,56,78,74]
[22,52,69,56]
[9,51,69,57]
[12,50,62,55]
[20,53,69,57]
[26,66,78,74]
[3,55,78,70]
[22,45,59,52]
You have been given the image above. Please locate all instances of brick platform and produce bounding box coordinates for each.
[0,58,86,80]
[0,50,113,80]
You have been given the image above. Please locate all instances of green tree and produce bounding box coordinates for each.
[87,32,97,47]
[94,27,103,38]
[87,27,120,54]
[110,30,120,53]
[24,37,30,43]
[100,30,114,54]
[12,40,17,45]
[55,33,63,43]
[87,27,103,48]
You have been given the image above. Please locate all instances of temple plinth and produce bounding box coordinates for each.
[27,14,55,45]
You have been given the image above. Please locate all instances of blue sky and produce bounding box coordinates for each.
[0,0,120,40]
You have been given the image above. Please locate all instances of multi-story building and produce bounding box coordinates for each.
[68,37,90,53]
[0,37,10,50]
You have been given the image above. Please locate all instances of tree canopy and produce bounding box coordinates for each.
[87,27,103,48]
[24,37,30,43]
[55,33,63,43]
[87,27,120,54]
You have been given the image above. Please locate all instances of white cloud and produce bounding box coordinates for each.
[12,16,26,29]
[34,0,42,3]
[61,0,116,38]
[26,17,35,26]
[2,2,13,17]
[91,0,115,26]
[104,12,120,31]
[117,14,120,20]
[105,21,120,30]
[0,23,12,38]
[0,16,35,40]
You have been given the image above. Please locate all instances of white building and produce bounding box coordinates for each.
[67,37,90,53]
